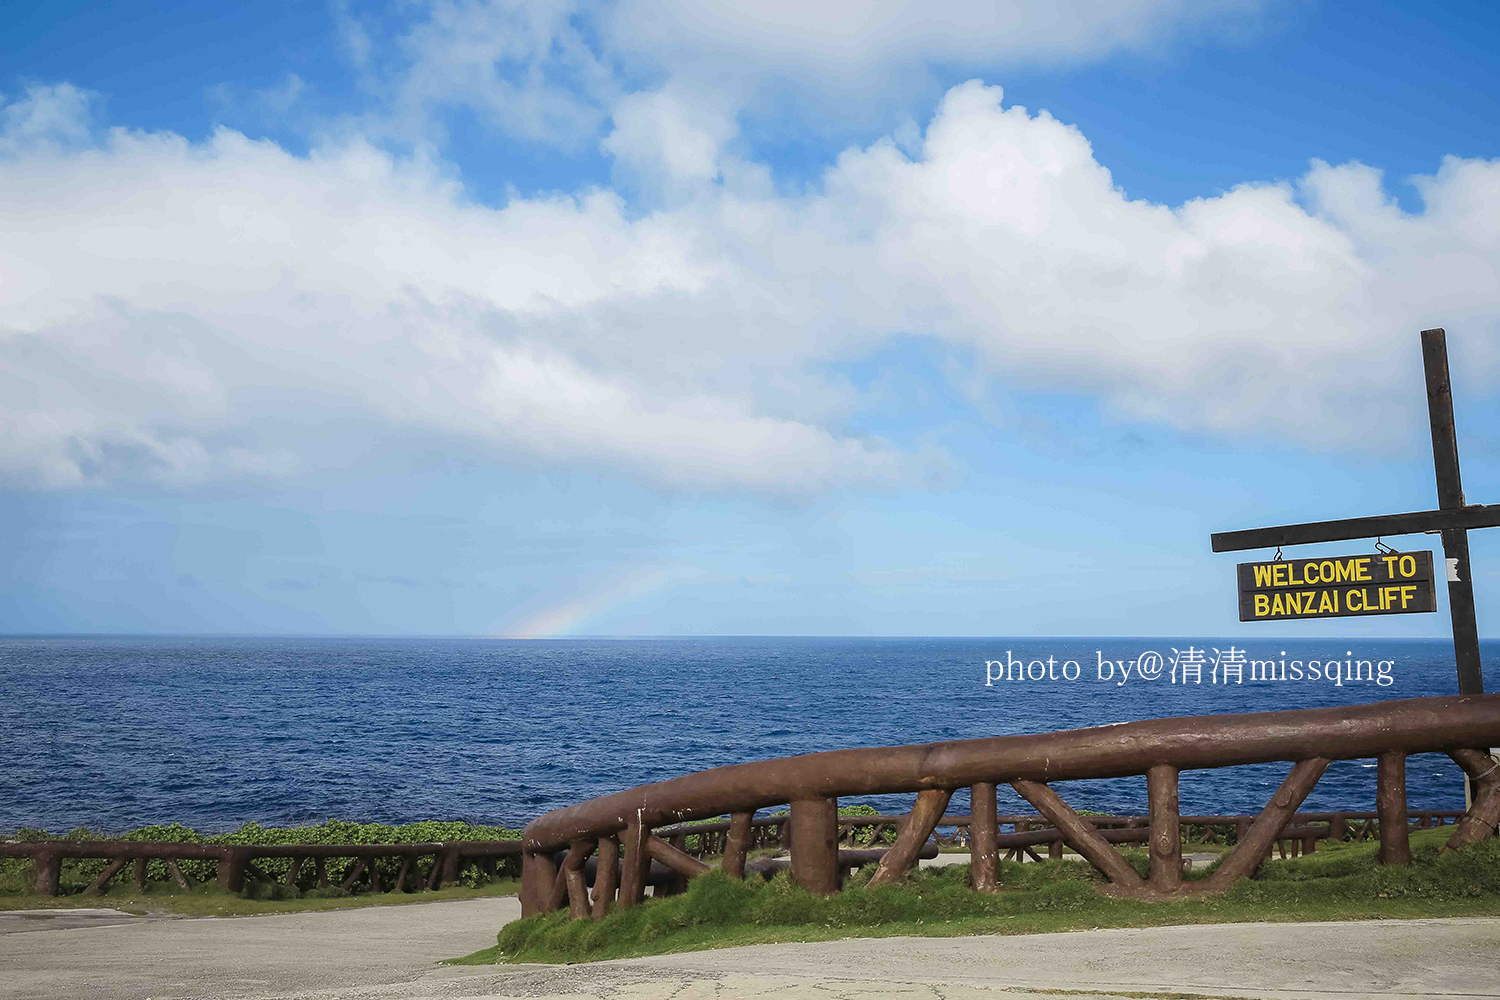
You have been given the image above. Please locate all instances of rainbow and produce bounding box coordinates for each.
[498,564,680,638]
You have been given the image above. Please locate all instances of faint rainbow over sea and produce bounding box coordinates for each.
[498,565,682,638]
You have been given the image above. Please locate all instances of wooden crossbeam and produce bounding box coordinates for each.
[1445,749,1500,851]
[869,788,952,887]
[645,834,711,878]
[1210,503,1500,552]
[1011,780,1144,889]
[164,858,192,890]
[340,860,366,891]
[1205,758,1329,889]
[83,858,127,895]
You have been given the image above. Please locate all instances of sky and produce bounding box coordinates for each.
[2,0,1499,638]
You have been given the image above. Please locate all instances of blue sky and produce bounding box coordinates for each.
[2,0,1498,637]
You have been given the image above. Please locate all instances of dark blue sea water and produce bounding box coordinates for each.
[0,636,1494,834]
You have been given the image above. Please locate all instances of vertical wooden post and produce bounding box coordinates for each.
[31,848,61,896]
[722,812,752,879]
[969,782,999,892]
[561,840,595,919]
[591,837,619,918]
[520,850,558,916]
[618,820,649,910]
[1329,813,1346,842]
[1048,838,1063,859]
[1147,764,1181,893]
[788,797,840,894]
[441,845,460,886]
[1377,750,1412,866]
[316,856,329,888]
[1421,328,1485,698]
[217,847,248,893]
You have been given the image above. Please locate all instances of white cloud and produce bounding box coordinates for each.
[0,83,96,155]
[373,0,1280,154]
[385,0,619,150]
[2,79,1498,493]
[610,0,1273,81]
[602,84,737,188]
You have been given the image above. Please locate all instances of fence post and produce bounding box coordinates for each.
[1377,751,1412,865]
[969,782,999,892]
[722,812,752,879]
[591,837,619,918]
[31,847,61,896]
[1147,764,1181,893]
[519,850,551,916]
[788,797,840,894]
[617,820,649,910]
[440,845,460,886]
[217,847,248,893]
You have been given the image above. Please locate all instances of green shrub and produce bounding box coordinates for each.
[2,819,522,896]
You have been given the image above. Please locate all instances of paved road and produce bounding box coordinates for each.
[2,897,1496,1000]
[0,898,515,1000]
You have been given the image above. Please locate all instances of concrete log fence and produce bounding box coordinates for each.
[520,694,1500,915]
[653,808,1464,860]
[0,840,522,897]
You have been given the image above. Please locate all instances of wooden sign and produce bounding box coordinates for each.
[1237,551,1437,622]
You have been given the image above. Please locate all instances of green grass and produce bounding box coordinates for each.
[0,877,520,917]
[473,827,1500,964]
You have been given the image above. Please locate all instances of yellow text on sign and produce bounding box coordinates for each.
[1251,585,1421,618]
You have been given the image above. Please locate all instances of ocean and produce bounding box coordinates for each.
[0,636,1493,834]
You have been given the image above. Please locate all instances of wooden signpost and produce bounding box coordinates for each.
[1212,329,1497,696]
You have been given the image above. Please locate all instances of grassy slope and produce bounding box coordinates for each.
[472,828,1500,965]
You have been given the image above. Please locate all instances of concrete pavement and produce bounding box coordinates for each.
[1,895,1496,1000]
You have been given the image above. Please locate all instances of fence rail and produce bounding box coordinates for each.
[654,809,1467,862]
[0,839,522,896]
[519,694,1500,914]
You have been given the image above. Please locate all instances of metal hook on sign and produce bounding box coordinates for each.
[1374,537,1396,555]
[1273,546,1284,562]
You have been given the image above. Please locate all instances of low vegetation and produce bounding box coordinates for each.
[474,827,1500,964]
[1,819,521,915]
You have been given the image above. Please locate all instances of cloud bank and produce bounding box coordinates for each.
[2,68,1498,492]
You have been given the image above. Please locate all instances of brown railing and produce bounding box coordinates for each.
[655,809,1467,862]
[0,839,521,897]
[520,694,1500,914]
